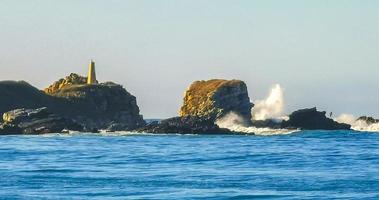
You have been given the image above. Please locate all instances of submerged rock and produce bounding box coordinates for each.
[179,79,253,122]
[1,107,83,134]
[136,116,236,134]
[282,107,351,130]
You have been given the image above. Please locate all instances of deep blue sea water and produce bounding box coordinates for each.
[0,130,379,200]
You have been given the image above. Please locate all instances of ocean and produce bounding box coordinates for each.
[0,130,378,199]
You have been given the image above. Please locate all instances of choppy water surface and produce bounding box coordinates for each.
[0,131,379,199]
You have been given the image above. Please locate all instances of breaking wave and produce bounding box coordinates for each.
[216,84,296,135]
[216,112,298,136]
[252,84,286,121]
[335,114,379,132]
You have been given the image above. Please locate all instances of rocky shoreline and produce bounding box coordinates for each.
[0,107,82,135]
[0,74,372,135]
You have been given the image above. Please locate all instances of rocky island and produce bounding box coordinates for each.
[139,79,351,134]
[43,74,145,131]
[281,107,351,130]
[0,61,363,135]
[0,61,145,134]
[138,79,253,134]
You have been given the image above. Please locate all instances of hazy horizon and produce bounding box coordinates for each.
[1,0,378,118]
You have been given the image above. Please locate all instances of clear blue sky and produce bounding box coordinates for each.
[0,0,378,118]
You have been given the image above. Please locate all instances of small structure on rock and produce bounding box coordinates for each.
[44,60,98,94]
[87,60,97,85]
[0,60,145,132]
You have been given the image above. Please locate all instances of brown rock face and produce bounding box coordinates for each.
[179,79,253,122]
[44,73,88,94]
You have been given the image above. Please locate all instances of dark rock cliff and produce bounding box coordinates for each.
[0,80,60,114]
[46,81,145,130]
[0,74,145,132]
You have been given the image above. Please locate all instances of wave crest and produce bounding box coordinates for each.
[335,114,379,132]
[217,112,297,135]
[252,84,286,120]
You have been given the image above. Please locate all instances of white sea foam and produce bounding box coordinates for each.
[335,114,379,132]
[215,84,296,136]
[98,130,146,136]
[216,112,298,136]
[252,84,287,121]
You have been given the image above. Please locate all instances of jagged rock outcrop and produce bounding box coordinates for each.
[0,76,145,131]
[3,107,51,123]
[356,116,379,125]
[282,107,351,130]
[44,73,88,94]
[179,79,253,123]
[136,116,236,134]
[0,107,83,134]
